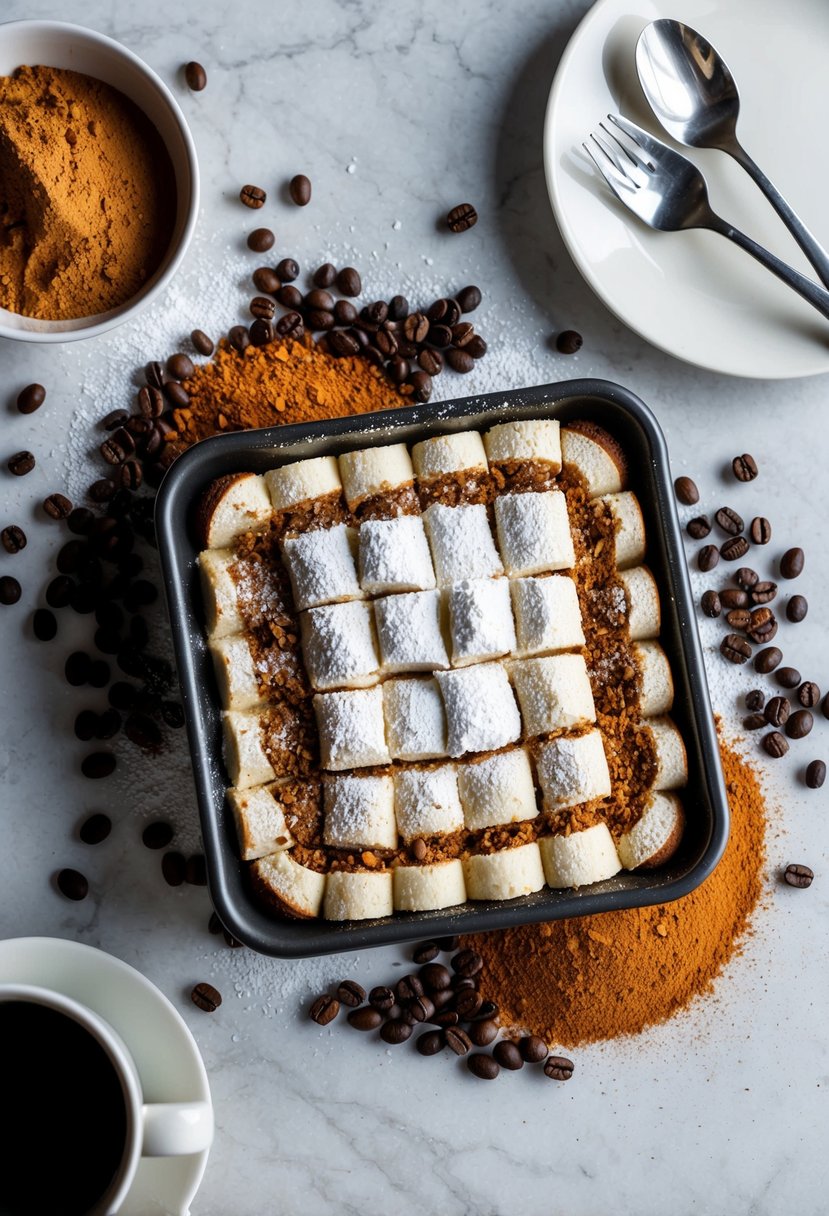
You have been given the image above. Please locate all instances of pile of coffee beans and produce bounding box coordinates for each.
[308,939,574,1083]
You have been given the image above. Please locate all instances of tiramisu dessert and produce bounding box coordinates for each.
[196,417,687,922]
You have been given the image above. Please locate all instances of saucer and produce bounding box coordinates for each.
[0,937,211,1215]
[544,0,829,378]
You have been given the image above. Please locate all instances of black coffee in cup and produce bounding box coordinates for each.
[0,1001,128,1216]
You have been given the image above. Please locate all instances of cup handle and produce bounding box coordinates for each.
[141,1101,213,1157]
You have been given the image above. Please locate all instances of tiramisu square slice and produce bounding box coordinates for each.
[265,455,342,511]
[374,589,449,673]
[197,472,273,548]
[209,635,263,712]
[222,707,316,789]
[300,600,381,690]
[632,641,674,716]
[599,491,646,569]
[510,574,585,657]
[561,422,627,498]
[412,431,488,480]
[227,783,295,861]
[511,653,596,736]
[199,549,245,640]
[536,728,611,811]
[338,443,414,511]
[282,523,361,610]
[393,859,467,912]
[447,577,516,666]
[393,766,464,842]
[324,870,394,921]
[484,419,561,472]
[422,503,503,585]
[617,566,661,640]
[314,687,391,771]
[358,515,436,595]
[463,843,545,901]
[540,823,622,888]
[323,774,397,850]
[251,850,326,919]
[457,749,538,830]
[493,490,575,577]
[436,663,522,757]
[383,677,448,761]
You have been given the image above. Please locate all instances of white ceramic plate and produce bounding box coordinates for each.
[0,937,211,1215]
[545,0,829,378]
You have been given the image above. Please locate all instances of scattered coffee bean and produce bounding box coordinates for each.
[445,347,474,373]
[455,285,481,313]
[749,517,771,545]
[81,751,116,779]
[519,1036,549,1064]
[16,383,46,414]
[407,996,436,1024]
[308,994,339,1026]
[731,453,758,482]
[289,174,312,206]
[396,974,425,1004]
[184,61,207,91]
[419,963,452,993]
[715,507,744,536]
[466,334,488,359]
[745,689,765,711]
[776,666,801,689]
[411,838,428,862]
[447,202,478,232]
[754,646,782,674]
[79,813,112,845]
[451,948,483,977]
[64,651,92,686]
[721,536,749,562]
[347,1007,382,1031]
[94,708,120,739]
[333,300,358,327]
[747,607,776,644]
[445,1027,472,1056]
[1,525,26,554]
[68,508,94,535]
[555,329,583,354]
[783,864,813,889]
[543,1055,574,1081]
[380,1019,413,1045]
[240,184,266,209]
[725,608,751,630]
[336,267,361,297]
[736,568,759,590]
[57,868,88,901]
[276,258,300,283]
[412,941,440,965]
[786,709,813,740]
[190,983,224,1017]
[780,548,804,579]
[798,682,820,708]
[369,986,395,1011]
[468,1019,499,1047]
[763,731,789,758]
[674,476,699,505]
[252,268,280,295]
[698,545,719,572]
[454,989,483,1020]
[249,318,274,346]
[743,714,766,731]
[0,576,21,605]
[764,696,790,728]
[337,981,365,1008]
[786,595,808,623]
[228,325,250,353]
[408,370,432,403]
[247,228,275,253]
[701,590,721,618]
[33,608,57,640]
[167,352,195,380]
[720,589,748,610]
[74,710,98,741]
[493,1041,524,1071]
[751,581,777,605]
[721,634,751,664]
[416,1030,445,1056]
[687,515,711,539]
[89,478,116,502]
[185,854,207,886]
[8,451,35,476]
[437,936,459,951]
[249,296,276,321]
[43,493,73,521]
[161,851,186,886]
[467,1053,499,1080]
[275,311,304,339]
[475,1000,499,1022]
[142,821,174,850]
[805,760,826,789]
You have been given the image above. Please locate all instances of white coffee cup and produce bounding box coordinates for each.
[0,983,213,1215]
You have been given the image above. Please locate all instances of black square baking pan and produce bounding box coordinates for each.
[155,378,729,957]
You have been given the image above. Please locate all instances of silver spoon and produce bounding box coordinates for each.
[636,19,829,289]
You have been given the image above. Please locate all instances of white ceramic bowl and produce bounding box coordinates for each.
[0,20,199,343]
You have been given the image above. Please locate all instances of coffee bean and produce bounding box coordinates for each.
[418,348,443,376]
[674,475,698,504]
[544,1055,574,1081]
[247,228,275,253]
[408,371,432,403]
[79,813,112,845]
[0,576,21,606]
[89,478,116,503]
[337,980,365,1008]
[228,325,250,353]
[332,266,360,297]
[698,545,719,572]
[94,708,120,739]
[786,709,813,740]
[328,330,361,357]
[142,821,174,850]
[474,1000,499,1022]
[100,438,126,466]
[736,568,759,590]
[754,646,782,674]
[253,268,281,296]
[467,1053,499,1080]
[240,183,266,209]
[403,312,428,343]
[8,451,35,476]
[419,963,452,993]
[309,994,339,1025]
[167,353,195,381]
[776,666,801,689]
[412,941,439,964]
[806,760,826,789]
[725,608,751,630]
[118,460,142,492]
[447,203,477,232]
[721,536,749,562]
[456,285,482,313]
[745,690,765,712]
[161,851,185,886]
[715,507,744,535]
[743,714,766,731]
[493,1040,524,1071]
[519,1035,549,1064]
[783,864,813,889]
[16,383,46,414]
[431,1008,459,1028]
[437,935,459,951]
[764,696,790,728]
[288,174,312,206]
[468,1018,498,1047]
[124,713,162,751]
[721,634,751,664]
[347,1007,382,1031]
[74,710,98,741]
[396,975,425,1004]
[145,360,165,389]
[331,301,357,328]
[732,453,758,482]
[747,607,776,643]
[466,335,487,358]
[81,752,116,779]
[33,608,57,640]
[184,61,207,91]
[445,347,474,373]
[250,296,276,320]
[454,989,483,1020]
[1,525,26,555]
[380,1018,412,1045]
[185,854,207,886]
[780,547,804,579]
[57,868,88,901]
[798,681,820,708]
[276,311,304,339]
[687,515,711,539]
[68,508,94,536]
[720,589,748,610]
[763,731,789,758]
[249,318,274,346]
[451,322,475,348]
[64,651,91,687]
[749,517,771,545]
[787,595,808,623]
[274,259,299,285]
[452,948,483,977]
[452,975,477,993]
[190,983,222,1017]
[411,838,427,862]
[407,996,436,1024]
[416,1030,445,1056]
[445,1027,472,1056]
[368,986,395,1012]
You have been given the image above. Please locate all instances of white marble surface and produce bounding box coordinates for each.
[1,1,828,1212]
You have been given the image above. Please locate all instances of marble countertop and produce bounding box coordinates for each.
[1,1,827,1212]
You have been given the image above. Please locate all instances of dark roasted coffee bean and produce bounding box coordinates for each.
[396,974,425,1004]
[446,347,474,373]
[427,297,448,321]
[88,660,109,690]
[447,202,478,232]
[407,996,435,1023]
[720,589,748,610]
[442,299,461,326]
[33,608,57,640]
[42,494,72,523]
[249,318,274,346]
[81,751,115,779]
[7,450,35,476]
[160,851,185,887]
[749,517,771,545]
[1,525,26,554]
[721,633,751,664]
[428,324,452,349]
[184,60,207,91]
[253,267,281,295]
[556,329,583,354]
[70,585,96,615]
[145,360,165,389]
[333,300,358,327]
[336,267,361,297]
[698,545,719,572]
[305,287,335,311]
[408,371,432,403]
[715,507,744,535]
[369,986,395,1011]
[160,701,185,729]
[403,312,429,343]
[74,710,98,741]
[337,981,365,1008]
[754,646,782,674]
[309,994,339,1025]
[384,294,407,321]
[380,1018,412,1045]
[416,1030,444,1056]
[721,536,749,562]
[493,1040,523,1071]
[806,760,826,789]
[89,478,116,502]
[747,607,776,643]
[466,334,487,358]
[228,325,250,353]
[276,311,304,339]
[743,714,766,731]
[674,476,698,505]
[454,989,483,1020]
[783,864,813,889]
[247,228,275,253]
[240,183,266,209]
[430,1007,459,1027]
[725,608,751,630]
[108,682,137,711]
[520,1035,549,1064]
[364,300,387,325]
[468,1018,498,1047]
[745,689,765,711]
[191,329,214,355]
[456,285,482,313]
[467,1053,499,1080]
[249,295,276,320]
[776,666,801,689]
[474,1000,499,1022]
[347,1007,382,1031]
[56,540,85,574]
[445,1027,472,1056]
[787,595,808,623]
[57,868,88,901]
[780,547,804,579]
[373,328,397,357]
[413,941,440,964]
[451,974,477,993]
[125,713,162,751]
[798,681,820,708]
[142,821,174,850]
[786,709,813,740]
[763,731,789,758]
[452,948,483,977]
[736,567,759,590]
[94,708,120,739]
[100,437,127,465]
[16,383,46,414]
[289,174,312,206]
[208,912,223,936]
[544,1055,574,1081]
[167,353,195,380]
[185,854,207,886]
[687,515,711,539]
[419,963,451,992]
[64,651,91,686]
[79,813,111,845]
[275,258,300,283]
[764,696,790,728]
[0,576,21,605]
[732,453,758,481]
[437,936,459,951]
[418,348,443,375]
[118,460,142,491]
[68,508,94,535]
[191,983,223,1015]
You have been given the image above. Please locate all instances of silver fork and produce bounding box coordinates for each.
[585,114,829,323]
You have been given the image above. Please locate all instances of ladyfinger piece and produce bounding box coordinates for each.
[412,431,488,480]
[617,565,661,640]
[539,823,622,888]
[314,686,391,771]
[227,783,295,861]
[393,859,467,912]
[436,663,522,757]
[300,600,381,690]
[463,843,546,901]
[223,710,276,789]
[600,491,646,569]
[393,766,464,842]
[196,472,273,549]
[210,634,263,712]
[493,491,575,577]
[561,422,627,497]
[632,641,675,716]
[618,792,685,870]
[338,443,414,510]
[457,748,538,830]
[484,419,561,471]
[323,774,397,850]
[536,728,611,811]
[374,589,450,673]
[510,574,585,657]
[265,455,342,512]
[358,515,436,595]
[646,717,689,790]
[383,677,448,761]
[251,850,326,918]
[282,523,361,611]
[199,548,245,640]
[447,577,517,667]
[511,653,596,737]
[422,503,503,585]
[323,869,394,921]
